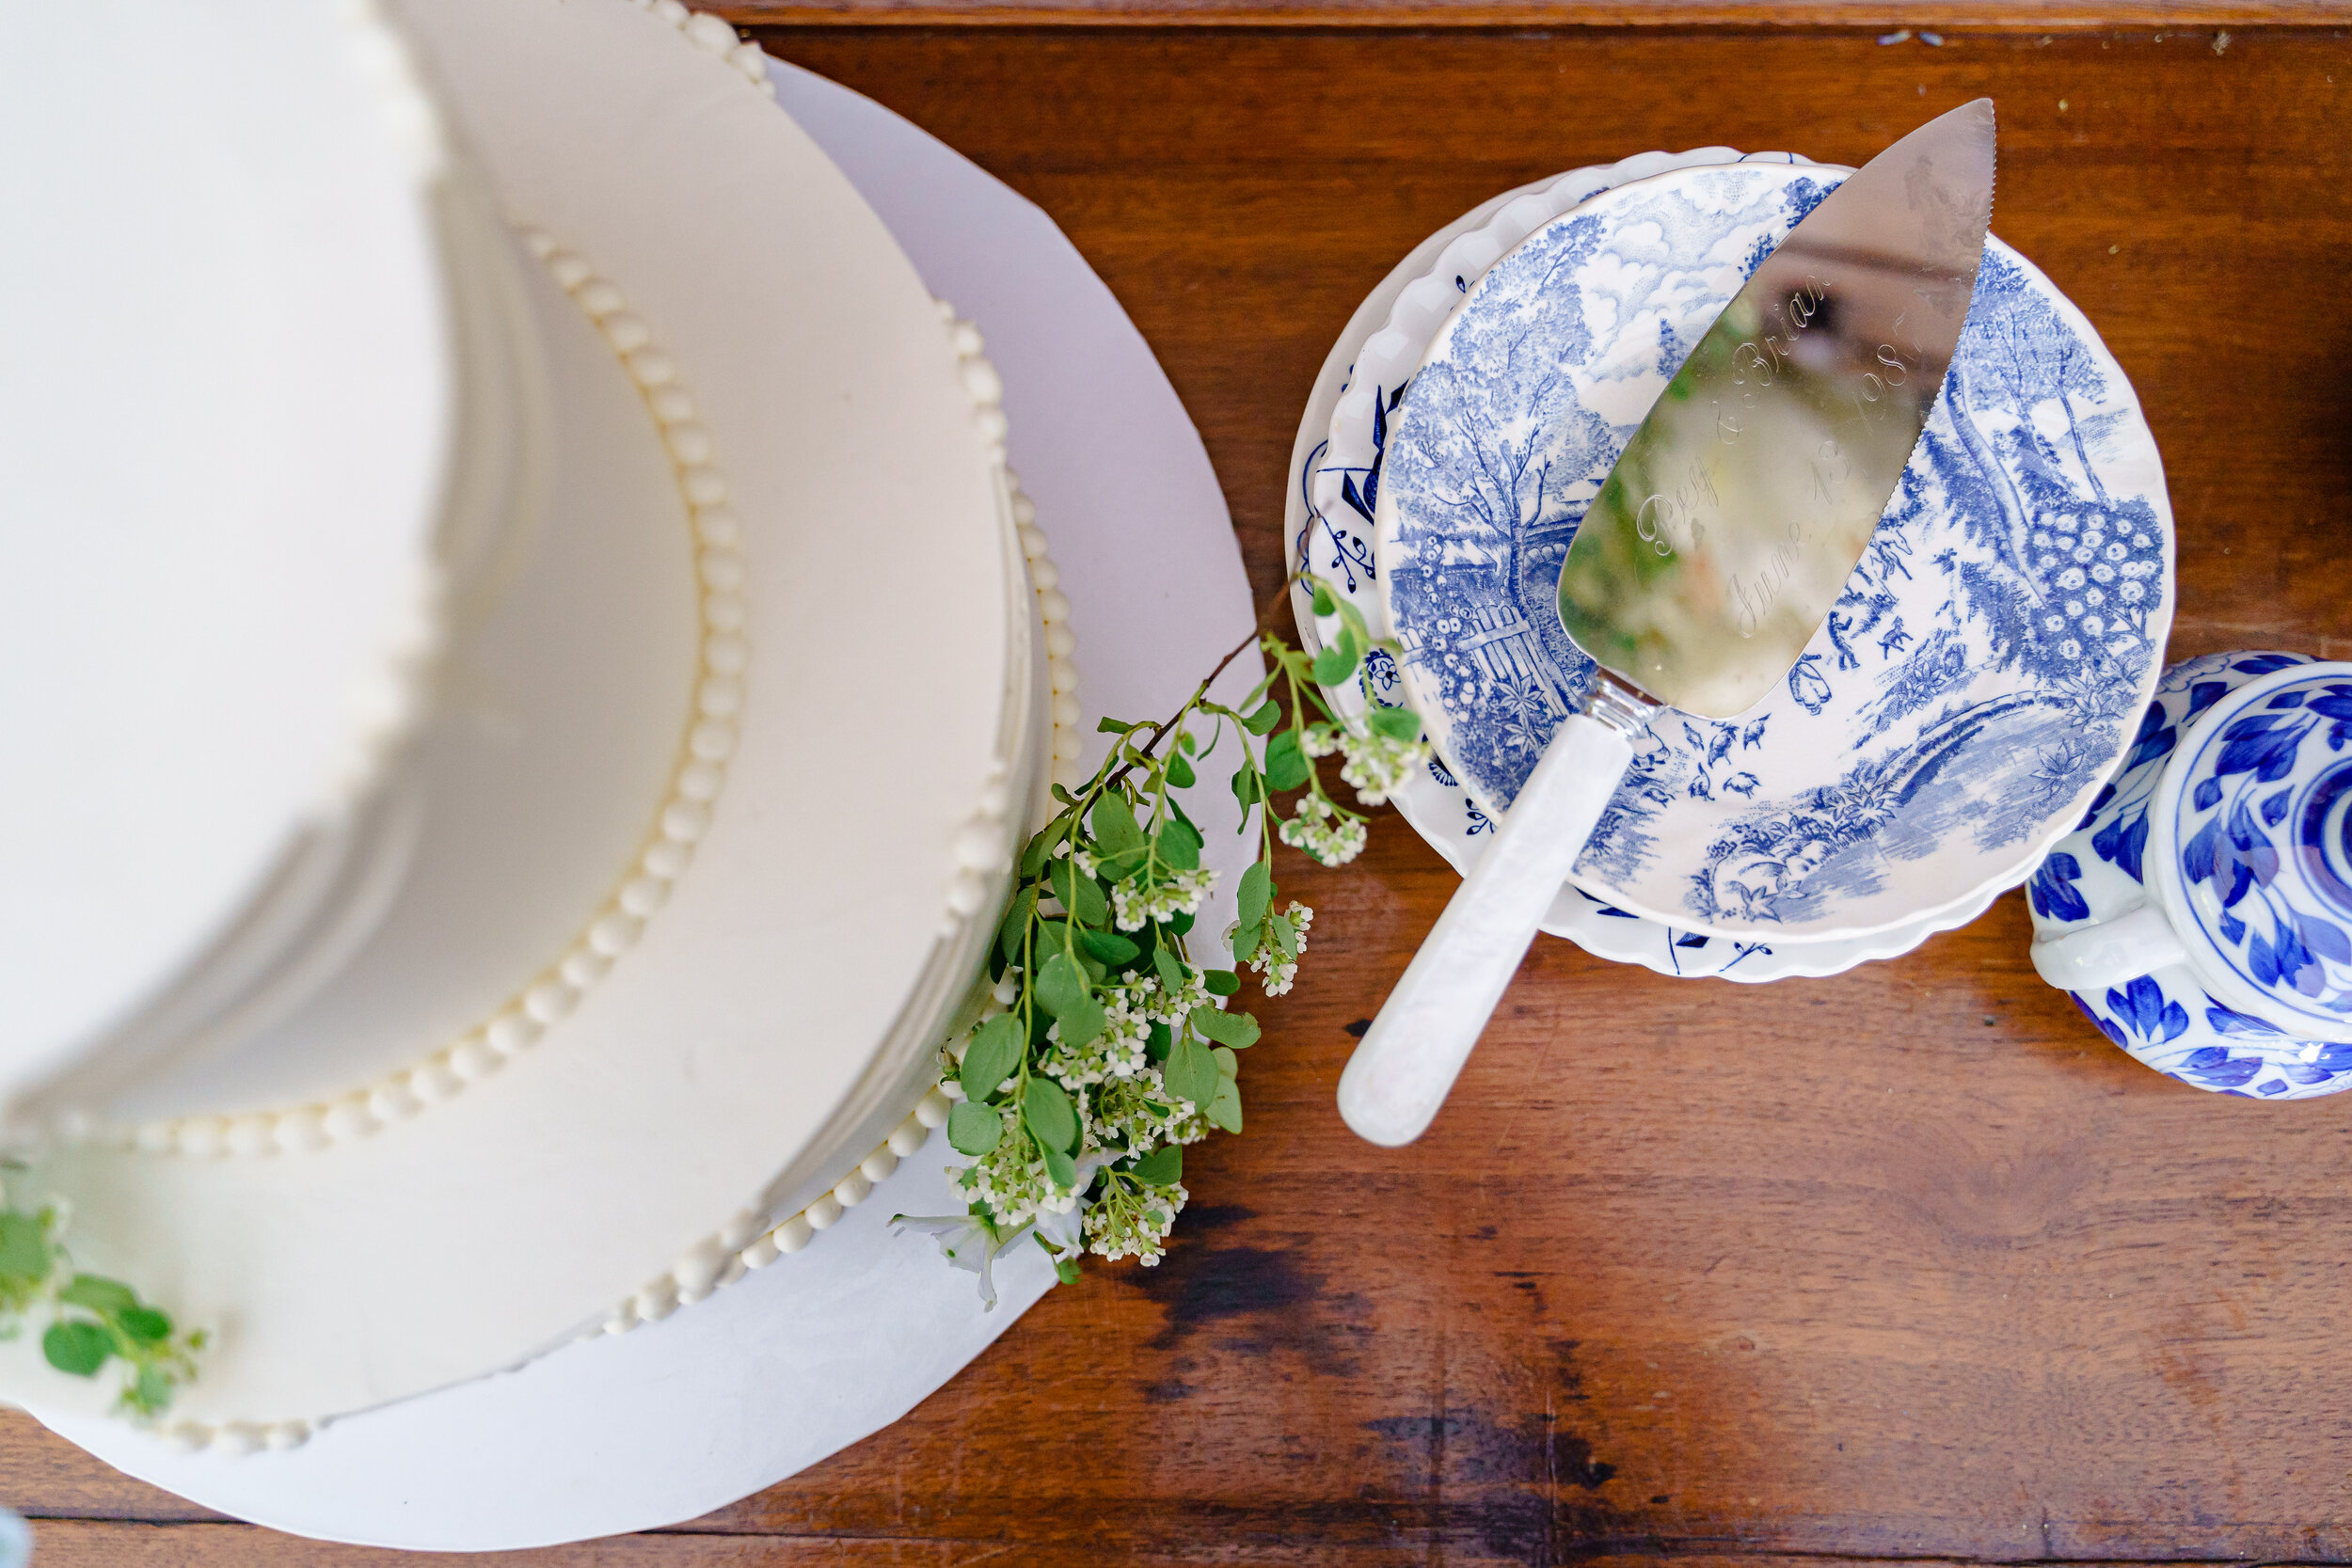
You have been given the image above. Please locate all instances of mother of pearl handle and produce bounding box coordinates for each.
[1338,714,1634,1147]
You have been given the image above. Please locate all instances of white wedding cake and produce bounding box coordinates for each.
[0,0,1080,1443]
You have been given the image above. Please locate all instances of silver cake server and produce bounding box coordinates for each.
[1338,100,1997,1147]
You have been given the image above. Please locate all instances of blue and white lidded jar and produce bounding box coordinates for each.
[2028,653,2352,1097]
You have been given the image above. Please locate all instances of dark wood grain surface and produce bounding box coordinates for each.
[8,21,2352,1564]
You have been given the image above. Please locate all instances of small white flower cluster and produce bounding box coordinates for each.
[1278,793,1368,865]
[1084,1179,1189,1266]
[1307,721,1426,807]
[1093,1066,1209,1141]
[1044,985,1152,1086]
[960,1112,1080,1229]
[953,969,1217,1245]
[1241,901,1313,995]
[1109,866,1218,932]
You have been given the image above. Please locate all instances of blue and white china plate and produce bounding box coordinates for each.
[1287,149,1998,982]
[2028,652,2352,1099]
[1370,161,2174,942]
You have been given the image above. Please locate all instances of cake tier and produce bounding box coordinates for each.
[83,200,703,1130]
[0,0,1052,1431]
[0,0,455,1111]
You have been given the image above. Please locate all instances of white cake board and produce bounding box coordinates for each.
[34,60,1257,1552]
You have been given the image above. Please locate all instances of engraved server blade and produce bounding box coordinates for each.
[1556,99,1997,718]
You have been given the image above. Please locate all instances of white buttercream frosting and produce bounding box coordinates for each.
[93,233,734,1155]
[92,289,1077,1163]
[0,0,1069,1445]
[0,0,458,1110]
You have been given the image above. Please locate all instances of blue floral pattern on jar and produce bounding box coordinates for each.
[2030,651,2352,1098]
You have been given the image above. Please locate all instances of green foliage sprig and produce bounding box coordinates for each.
[895,576,1426,1301]
[0,1193,201,1417]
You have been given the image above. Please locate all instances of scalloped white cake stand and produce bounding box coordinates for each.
[32,59,1257,1552]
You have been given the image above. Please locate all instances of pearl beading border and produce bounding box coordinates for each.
[599,309,1083,1345]
[628,0,778,96]
[103,230,744,1161]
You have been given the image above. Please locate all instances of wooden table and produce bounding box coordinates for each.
[12,17,2352,1564]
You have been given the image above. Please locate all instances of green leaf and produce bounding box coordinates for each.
[1146,1020,1172,1062]
[1164,1036,1222,1111]
[1093,847,1150,883]
[947,1101,1005,1156]
[117,1306,171,1346]
[1152,945,1185,993]
[1264,729,1310,792]
[1048,859,1107,927]
[1041,1143,1078,1191]
[1191,1006,1261,1050]
[1166,752,1196,789]
[1269,913,1298,959]
[1156,815,1202,872]
[1097,717,1136,733]
[1369,705,1423,742]
[1311,642,1359,686]
[1202,969,1240,996]
[1018,826,1059,879]
[1054,1254,1083,1286]
[1035,951,1087,1015]
[1036,954,1107,1047]
[1206,1074,1244,1134]
[1079,928,1139,965]
[1230,766,1265,811]
[1214,1046,1239,1078]
[1178,730,1198,753]
[1236,862,1272,946]
[1130,1144,1184,1186]
[1090,794,1146,855]
[1167,909,1195,936]
[996,885,1037,962]
[58,1275,137,1316]
[129,1363,173,1416]
[1024,1078,1080,1153]
[0,1212,49,1283]
[42,1321,110,1378]
[1243,701,1282,736]
[960,1014,1025,1101]
[1311,583,1338,616]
